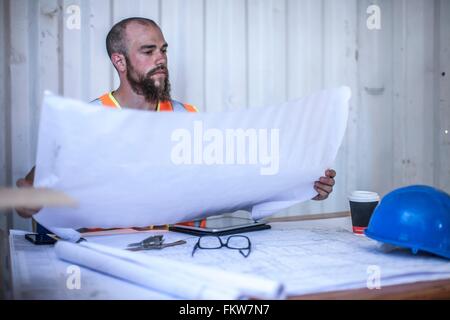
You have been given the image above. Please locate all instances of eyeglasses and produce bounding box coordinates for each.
[192,235,252,258]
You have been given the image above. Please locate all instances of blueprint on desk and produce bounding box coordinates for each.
[9,217,450,299]
[9,230,172,299]
[85,217,450,295]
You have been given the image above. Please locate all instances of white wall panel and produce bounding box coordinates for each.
[204,0,247,112]
[358,0,395,196]
[392,0,436,188]
[0,0,12,229]
[286,0,323,99]
[321,0,359,214]
[161,0,204,110]
[88,0,113,100]
[0,0,8,188]
[283,0,324,216]
[0,0,448,230]
[247,0,287,108]
[63,0,83,99]
[8,0,34,230]
[436,0,450,192]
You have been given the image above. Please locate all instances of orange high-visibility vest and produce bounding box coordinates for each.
[94,92,198,113]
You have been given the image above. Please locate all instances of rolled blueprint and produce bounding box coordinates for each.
[34,87,350,230]
[55,240,285,300]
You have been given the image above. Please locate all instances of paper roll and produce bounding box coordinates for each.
[55,241,285,300]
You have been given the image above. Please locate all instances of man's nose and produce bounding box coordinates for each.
[155,50,167,65]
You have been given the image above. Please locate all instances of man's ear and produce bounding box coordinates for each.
[111,53,127,73]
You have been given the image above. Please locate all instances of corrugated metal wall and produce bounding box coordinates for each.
[1,0,449,231]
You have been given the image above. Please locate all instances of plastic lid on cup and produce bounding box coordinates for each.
[348,191,380,203]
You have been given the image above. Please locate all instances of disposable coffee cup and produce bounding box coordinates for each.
[348,191,380,235]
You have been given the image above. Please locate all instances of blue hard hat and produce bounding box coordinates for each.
[365,185,450,259]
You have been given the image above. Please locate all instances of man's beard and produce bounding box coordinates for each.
[126,57,171,103]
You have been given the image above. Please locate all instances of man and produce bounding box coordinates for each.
[15,17,336,220]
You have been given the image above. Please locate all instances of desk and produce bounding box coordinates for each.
[2,212,450,300]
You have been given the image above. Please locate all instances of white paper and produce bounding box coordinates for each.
[85,217,450,296]
[9,230,172,300]
[54,240,285,300]
[34,87,350,230]
[10,217,450,299]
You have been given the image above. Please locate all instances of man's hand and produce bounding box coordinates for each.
[312,169,336,201]
[15,166,41,218]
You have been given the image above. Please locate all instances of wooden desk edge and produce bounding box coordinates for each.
[288,278,450,300]
[264,211,351,223]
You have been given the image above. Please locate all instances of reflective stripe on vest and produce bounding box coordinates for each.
[98,92,120,108]
[157,100,197,112]
[97,93,197,112]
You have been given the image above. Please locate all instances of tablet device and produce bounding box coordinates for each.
[169,216,271,236]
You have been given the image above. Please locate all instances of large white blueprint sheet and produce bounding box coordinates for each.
[80,217,450,296]
[34,87,350,230]
[9,218,450,299]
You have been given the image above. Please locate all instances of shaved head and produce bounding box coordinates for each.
[106,17,159,58]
